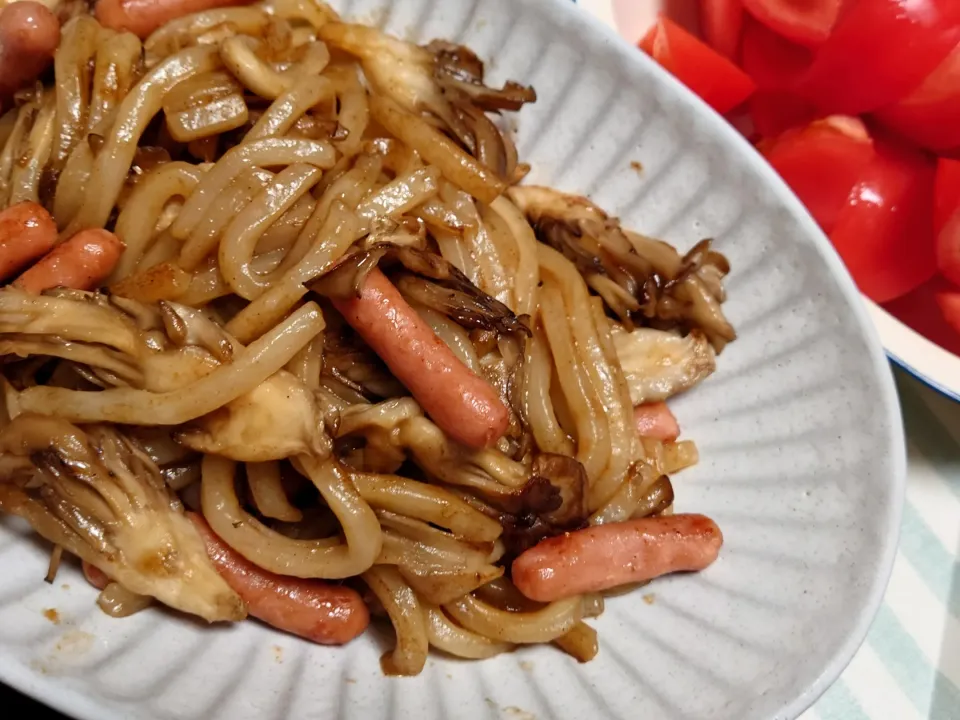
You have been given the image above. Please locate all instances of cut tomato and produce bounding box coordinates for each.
[726,108,759,142]
[639,15,757,115]
[762,116,874,233]
[937,213,960,287]
[749,91,819,138]
[701,0,745,59]
[935,158,960,235]
[937,291,960,336]
[796,0,960,116]
[742,0,843,46]
[740,16,814,91]
[740,17,819,136]
[882,277,960,353]
[873,44,960,153]
[829,139,938,303]
[934,158,960,285]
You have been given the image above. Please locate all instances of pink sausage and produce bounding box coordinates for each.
[511,513,723,602]
[96,0,257,38]
[14,228,124,293]
[0,2,60,101]
[189,513,369,645]
[634,402,680,441]
[332,268,510,449]
[82,561,110,591]
[0,202,57,281]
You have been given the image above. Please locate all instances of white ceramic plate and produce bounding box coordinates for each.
[0,0,906,718]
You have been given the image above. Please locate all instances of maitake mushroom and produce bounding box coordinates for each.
[0,413,246,623]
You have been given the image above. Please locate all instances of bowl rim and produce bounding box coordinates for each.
[0,1,907,719]
[867,300,960,403]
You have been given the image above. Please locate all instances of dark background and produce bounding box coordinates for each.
[1,685,63,717]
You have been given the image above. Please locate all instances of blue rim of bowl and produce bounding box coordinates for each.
[886,350,960,403]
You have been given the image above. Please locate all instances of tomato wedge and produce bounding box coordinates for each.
[740,16,813,91]
[796,0,960,116]
[937,291,960,336]
[936,213,960,290]
[873,44,960,153]
[639,15,757,115]
[761,116,874,233]
[701,0,745,59]
[829,139,938,303]
[882,277,960,356]
[934,158,960,285]
[741,0,843,46]
[935,158,960,235]
[749,91,819,139]
[740,17,819,136]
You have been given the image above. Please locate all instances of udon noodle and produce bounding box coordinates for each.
[0,0,735,674]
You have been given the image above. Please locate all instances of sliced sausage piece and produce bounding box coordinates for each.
[14,228,125,293]
[511,513,723,602]
[0,2,60,101]
[189,513,369,645]
[82,560,110,591]
[332,268,510,449]
[633,402,680,442]
[0,202,57,281]
[96,0,257,39]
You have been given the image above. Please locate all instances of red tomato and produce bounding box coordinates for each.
[873,44,960,153]
[936,291,960,336]
[762,116,875,233]
[829,140,938,303]
[725,108,759,142]
[740,16,813,90]
[740,18,819,136]
[934,158,960,285]
[935,158,960,234]
[741,0,843,46]
[701,0,745,59]
[749,91,819,138]
[796,0,960,116]
[882,277,960,354]
[937,213,960,286]
[639,15,757,115]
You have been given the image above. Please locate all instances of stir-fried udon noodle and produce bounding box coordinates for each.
[0,0,735,673]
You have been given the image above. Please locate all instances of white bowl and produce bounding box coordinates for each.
[868,301,960,402]
[0,0,906,719]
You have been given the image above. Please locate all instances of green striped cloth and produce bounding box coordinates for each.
[803,370,960,720]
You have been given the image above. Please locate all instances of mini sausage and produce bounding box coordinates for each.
[511,513,723,602]
[633,402,680,442]
[0,202,57,281]
[332,268,510,449]
[14,228,125,293]
[96,0,257,39]
[0,2,60,101]
[82,560,110,591]
[189,513,370,645]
